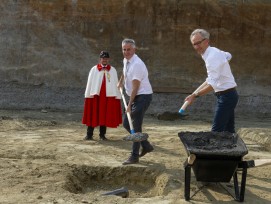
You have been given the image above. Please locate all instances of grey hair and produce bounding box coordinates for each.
[190,29,210,40]
[122,38,136,48]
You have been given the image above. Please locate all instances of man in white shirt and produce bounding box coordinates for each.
[118,39,154,165]
[184,29,239,133]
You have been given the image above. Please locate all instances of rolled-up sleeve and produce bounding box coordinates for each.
[222,51,232,61]
[205,60,221,89]
[202,47,236,92]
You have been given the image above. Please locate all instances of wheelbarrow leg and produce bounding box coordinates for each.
[239,167,247,202]
[233,171,240,201]
[233,166,247,202]
[184,164,191,201]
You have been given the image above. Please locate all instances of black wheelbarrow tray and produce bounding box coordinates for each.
[178,131,250,202]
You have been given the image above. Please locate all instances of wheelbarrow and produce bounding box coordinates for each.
[178,131,271,202]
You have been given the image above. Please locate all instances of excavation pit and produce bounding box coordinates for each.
[64,165,169,198]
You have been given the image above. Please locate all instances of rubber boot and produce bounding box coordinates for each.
[84,126,94,140]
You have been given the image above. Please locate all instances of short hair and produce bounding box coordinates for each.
[122,38,136,48]
[190,29,210,40]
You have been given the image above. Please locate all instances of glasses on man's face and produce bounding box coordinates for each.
[192,38,206,46]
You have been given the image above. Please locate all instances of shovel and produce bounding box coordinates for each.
[101,187,129,198]
[120,87,148,142]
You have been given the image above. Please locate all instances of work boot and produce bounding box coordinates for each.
[139,145,154,157]
[122,156,139,165]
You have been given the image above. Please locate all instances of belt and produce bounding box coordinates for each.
[215,88,236,96]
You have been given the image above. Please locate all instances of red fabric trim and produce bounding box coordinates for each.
[82,74,122,128]
[97,64,111,71]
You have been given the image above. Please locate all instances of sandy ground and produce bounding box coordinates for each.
[0,109,270,204]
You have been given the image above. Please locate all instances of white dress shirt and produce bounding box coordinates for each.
[202,46,237,92]
[123,54,153,96]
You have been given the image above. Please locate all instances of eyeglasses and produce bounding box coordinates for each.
[192,38,206,46]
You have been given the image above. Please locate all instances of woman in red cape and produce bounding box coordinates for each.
[82,51,122,140]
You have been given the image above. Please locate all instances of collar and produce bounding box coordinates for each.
[124,54,137,65]
[97,64,111,71]
[201,46,211,59]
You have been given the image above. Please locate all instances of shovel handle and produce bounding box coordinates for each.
[120,88,135,134]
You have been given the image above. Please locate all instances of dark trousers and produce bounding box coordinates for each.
[87,126,106,137]
[212,89,239,133]
[123,94,152,158]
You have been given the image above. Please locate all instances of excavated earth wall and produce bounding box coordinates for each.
[0,0,270,117]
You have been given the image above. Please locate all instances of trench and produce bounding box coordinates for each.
[64,165,169,198]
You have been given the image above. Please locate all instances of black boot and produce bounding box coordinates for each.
[99,126,108,140]
[84,126,94,140]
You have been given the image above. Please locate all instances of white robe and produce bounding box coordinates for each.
[84,65,121,99]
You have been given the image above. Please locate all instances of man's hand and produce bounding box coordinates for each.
[117,82,123,90]
[126,104,132,113]
[184,94,196,105]
[117,74,124,89]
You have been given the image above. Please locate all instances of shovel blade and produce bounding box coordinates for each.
[122,132,149,142]
[101,187,129,198]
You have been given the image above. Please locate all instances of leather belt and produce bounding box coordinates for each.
[215,88,236,96]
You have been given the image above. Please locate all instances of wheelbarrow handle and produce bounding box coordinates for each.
[238,159,271,168]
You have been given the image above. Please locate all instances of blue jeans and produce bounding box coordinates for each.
[123,94,152,158]
[212,90,239,133]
